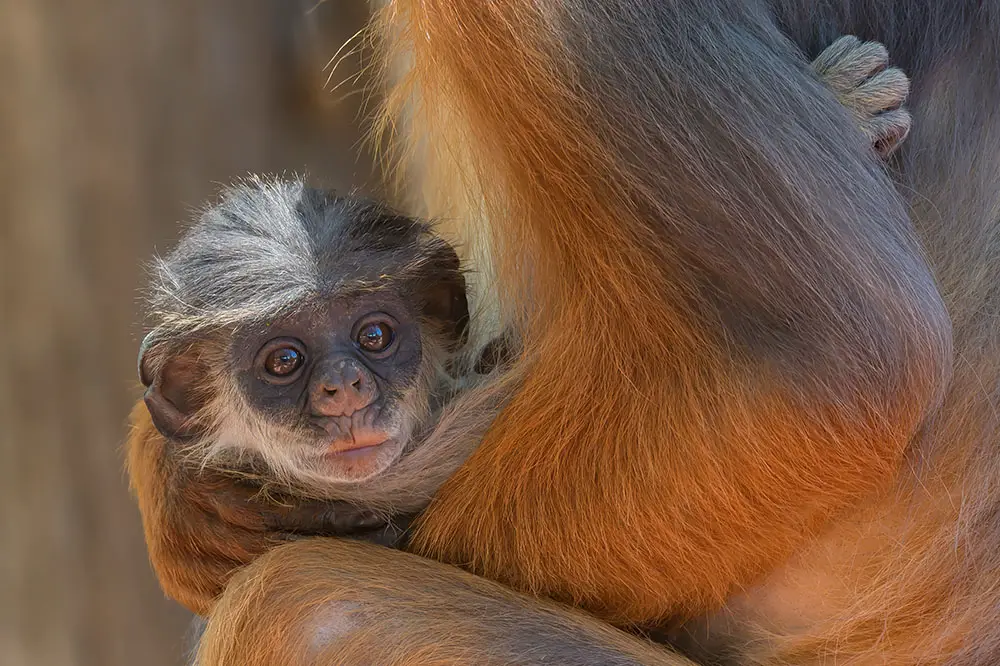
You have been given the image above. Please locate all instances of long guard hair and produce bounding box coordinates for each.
[368,1,1000,661]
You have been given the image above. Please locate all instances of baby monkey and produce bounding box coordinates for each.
[135,35,913,559]
[137,178,505,545]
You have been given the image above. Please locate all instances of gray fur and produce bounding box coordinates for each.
[144,175,459,360]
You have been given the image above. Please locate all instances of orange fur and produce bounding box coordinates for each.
[377,0,949,625]
[196,538,696,665]
[127,401,323,616]
[127,401,232,615]
[125,0,1000,663]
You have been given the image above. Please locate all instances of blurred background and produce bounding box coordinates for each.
[1,2,381,664]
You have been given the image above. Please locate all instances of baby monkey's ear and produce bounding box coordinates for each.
[420,240,471,346]
[138,334,209,441]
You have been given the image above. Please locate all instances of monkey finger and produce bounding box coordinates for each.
[844,67,910,115]
[812,36,890,91]
[342,518,416,549]
[810,35,863,76]
[474,334,517,374]
[861,109,912,158]
[261,500,389,535]
[267,531,311,543]
[187,480,287,531]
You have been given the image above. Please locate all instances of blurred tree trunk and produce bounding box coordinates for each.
[0,1,376,664]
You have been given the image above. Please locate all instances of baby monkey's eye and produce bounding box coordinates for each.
[357,321,395,353]
[264,347,304,377]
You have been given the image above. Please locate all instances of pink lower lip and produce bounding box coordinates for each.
[325,438,388,457]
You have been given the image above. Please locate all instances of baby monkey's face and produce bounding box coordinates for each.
[139,181,470,493]
[226,290,435,484]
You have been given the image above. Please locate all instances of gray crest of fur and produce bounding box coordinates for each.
[140,175,460,366]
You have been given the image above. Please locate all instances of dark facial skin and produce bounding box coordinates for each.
[232,290,428,482]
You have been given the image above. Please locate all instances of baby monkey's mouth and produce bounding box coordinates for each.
[310,410,394,456]
[325,429,391,456]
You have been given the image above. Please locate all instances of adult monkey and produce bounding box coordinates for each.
[131,1,1000,665]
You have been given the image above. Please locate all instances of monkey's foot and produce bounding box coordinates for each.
[812,35,911,158]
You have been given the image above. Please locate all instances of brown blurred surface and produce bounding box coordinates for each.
[0,2,378,664]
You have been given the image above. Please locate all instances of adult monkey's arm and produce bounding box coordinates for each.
[384,0,950,626]
[196,538,697,665]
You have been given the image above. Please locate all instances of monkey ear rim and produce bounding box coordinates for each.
[137,335,206,441]
[138,332,157,387]
[421,242,471,345]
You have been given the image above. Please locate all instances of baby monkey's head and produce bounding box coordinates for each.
[138,178,469,492]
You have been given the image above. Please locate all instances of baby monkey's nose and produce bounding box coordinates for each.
[310,358,378,417]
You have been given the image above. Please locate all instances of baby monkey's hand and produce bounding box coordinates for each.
[266,499,418,550]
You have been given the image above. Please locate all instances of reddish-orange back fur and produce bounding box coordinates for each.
[376,0,952,627]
